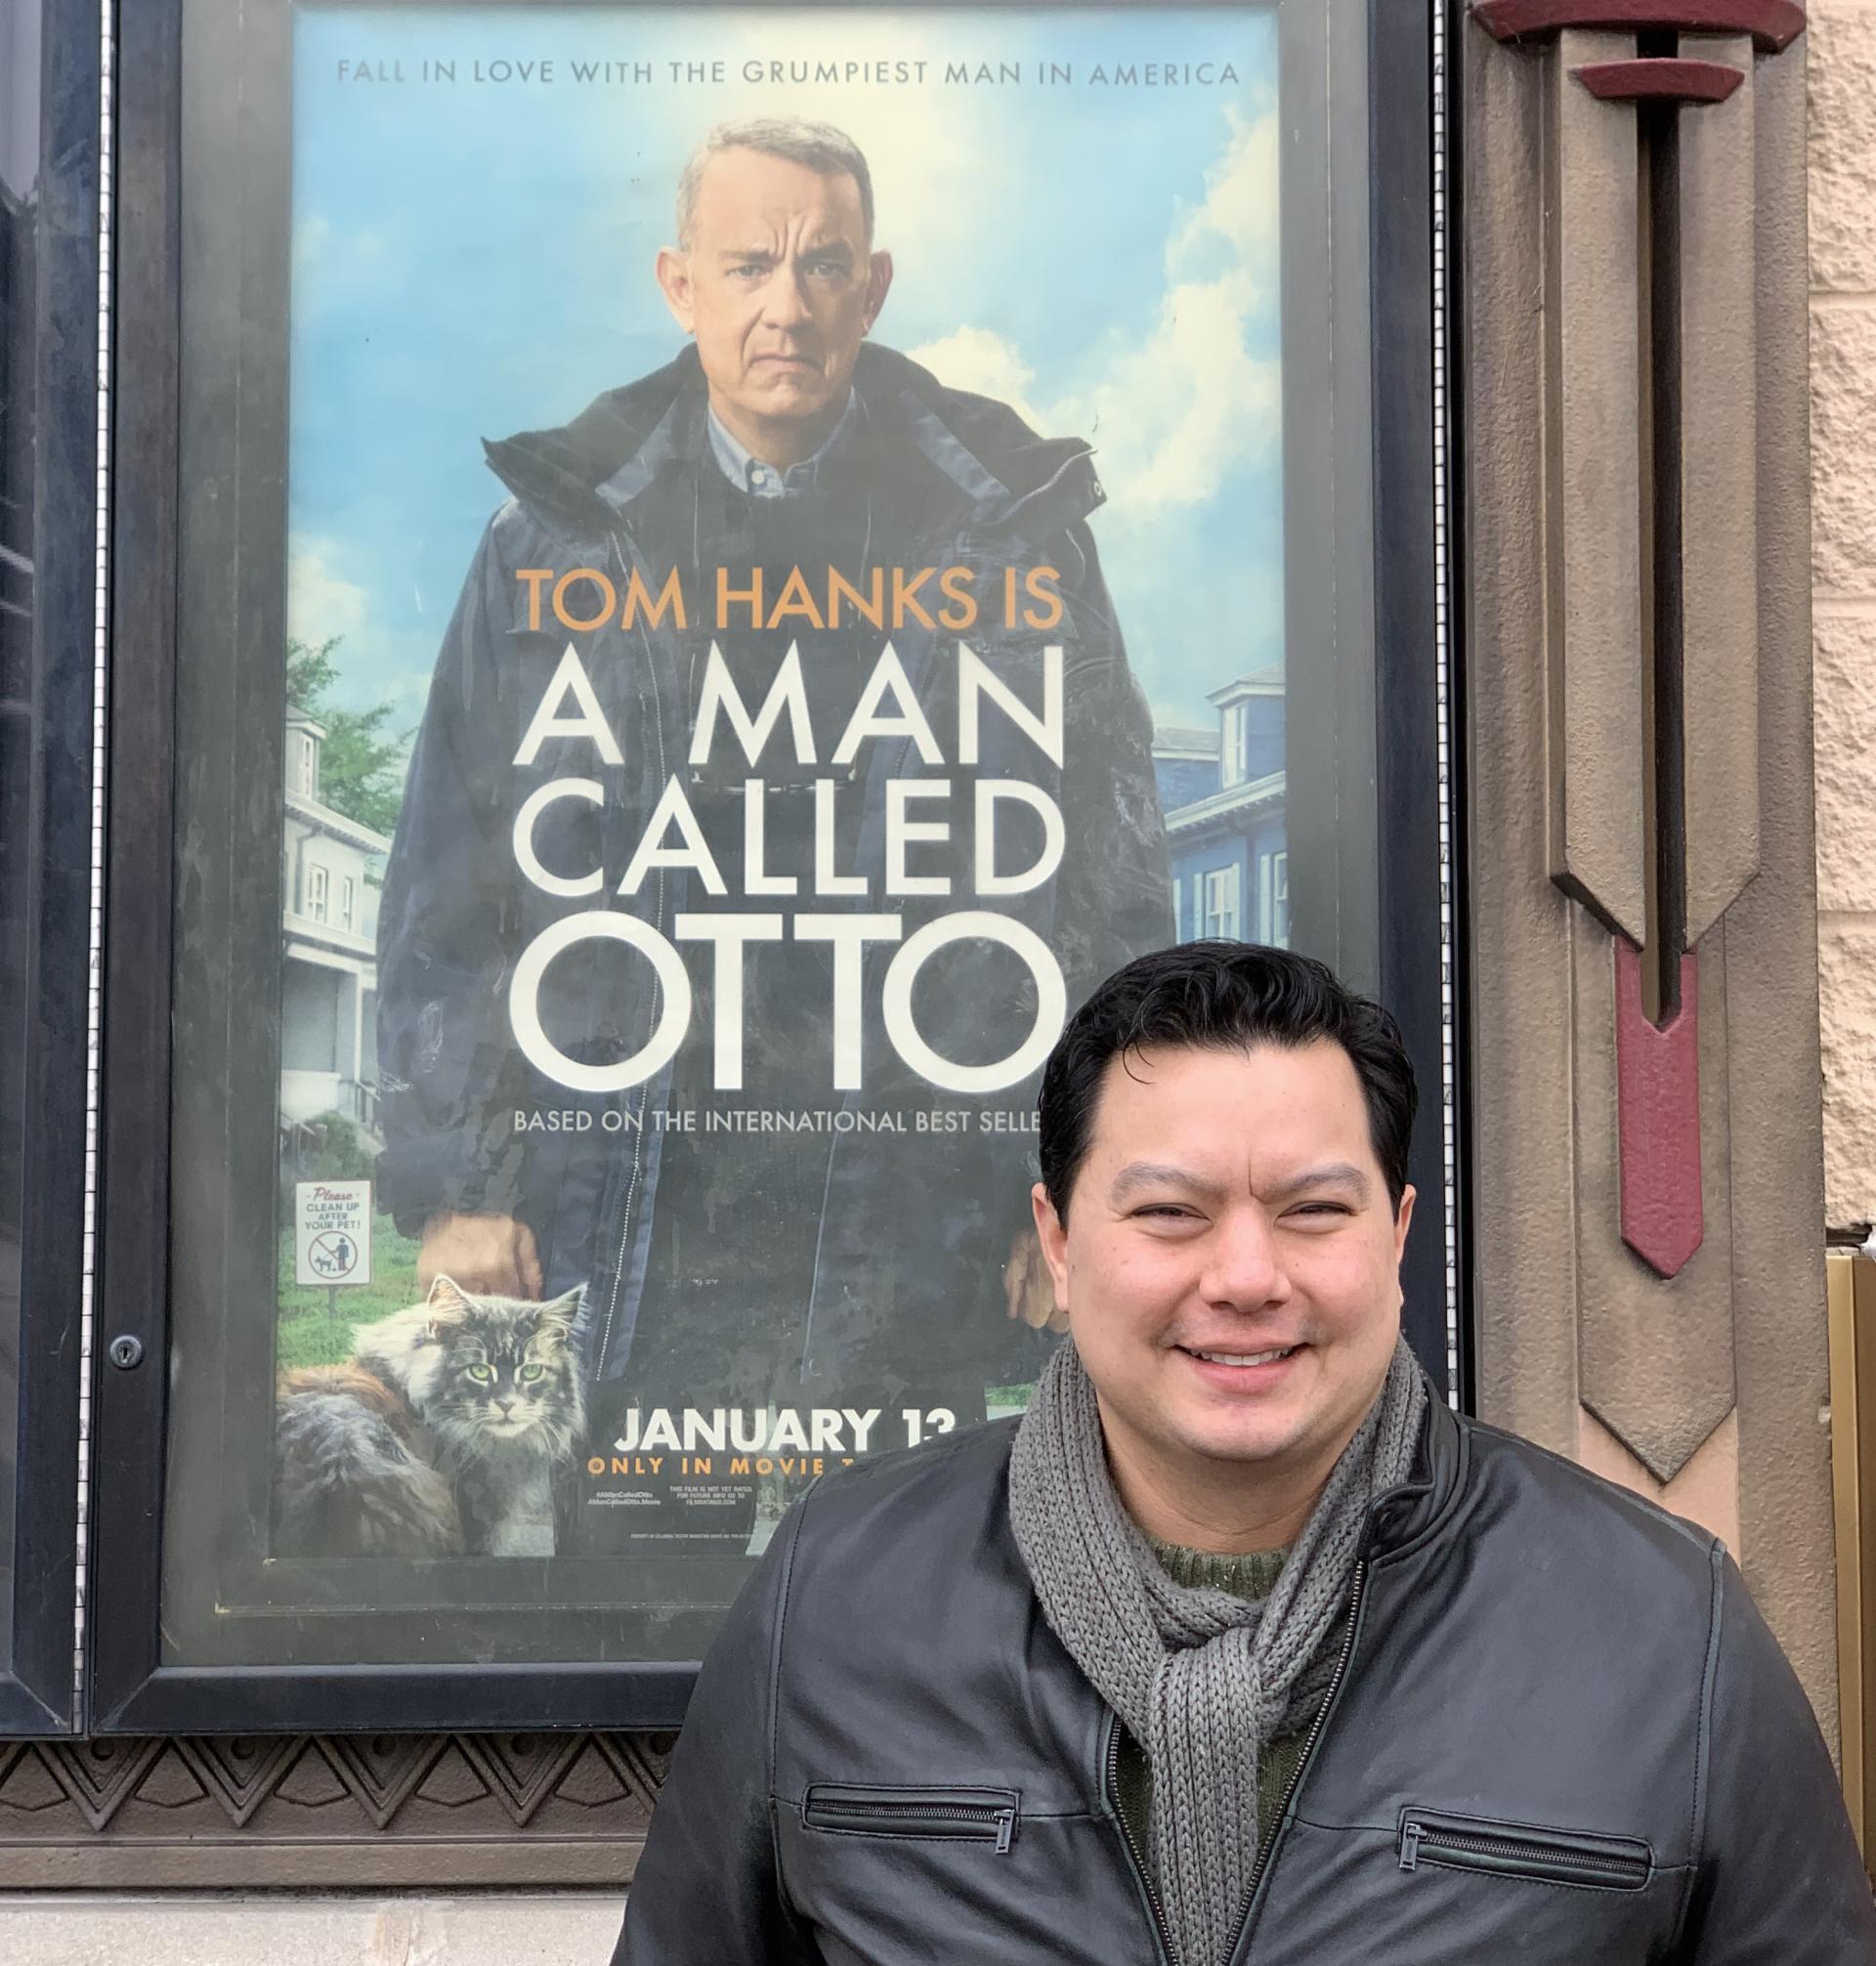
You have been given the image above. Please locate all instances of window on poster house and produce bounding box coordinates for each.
[1205,866,1244,941]
[151,0,1392,1673]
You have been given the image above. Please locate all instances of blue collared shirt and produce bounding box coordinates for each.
[706,390,859,499]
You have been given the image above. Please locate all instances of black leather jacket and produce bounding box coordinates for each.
[613,1394,1876,1963]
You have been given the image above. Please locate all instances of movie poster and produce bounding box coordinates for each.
[270,4,1289,1580]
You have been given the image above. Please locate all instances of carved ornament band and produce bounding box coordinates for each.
[1471,0,1805,52]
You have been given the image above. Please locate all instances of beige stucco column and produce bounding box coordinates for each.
[1812,3,1876,1227]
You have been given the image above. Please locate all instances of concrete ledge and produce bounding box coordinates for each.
[0,1894,623,1965]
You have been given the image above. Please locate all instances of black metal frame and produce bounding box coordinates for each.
[0,0,99,1737]
[85,0,1456,1733]
[1371,0,1466,1395]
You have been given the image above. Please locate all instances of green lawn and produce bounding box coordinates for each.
[985,1384,1037,1416]
[276,1216,424,1371]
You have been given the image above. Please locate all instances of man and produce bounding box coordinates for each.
[374,116,1168,1541]
[613,942,1876,1962]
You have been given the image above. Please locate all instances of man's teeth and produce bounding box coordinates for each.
[1192,1346,1296,1367]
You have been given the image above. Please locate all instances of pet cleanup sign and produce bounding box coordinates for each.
[294,1179,374,1289]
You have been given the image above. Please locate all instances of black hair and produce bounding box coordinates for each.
[1037,941,1417,1221]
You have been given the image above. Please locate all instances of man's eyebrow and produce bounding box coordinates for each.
[715,240,855,262]
[1107,1162,1225,1204]
[1107,1160,1375,1206]
[1264,1162,1373,1203]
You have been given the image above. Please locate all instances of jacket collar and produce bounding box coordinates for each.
[480,341,1107,546]
[1366,1384,1466,1559]
[704,387,860,497]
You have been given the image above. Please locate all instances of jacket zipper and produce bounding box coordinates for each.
[1397,1813,1650,1891]
[1098,1559,1370,1966]
[1102,1713,1177,1966]
[1226,1558,1369,1962]
[803,1786,1018,1852]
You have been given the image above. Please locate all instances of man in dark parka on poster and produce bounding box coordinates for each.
[371,116,1172,1510]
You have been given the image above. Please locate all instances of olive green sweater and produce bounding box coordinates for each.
[1112,1540,1309,1866]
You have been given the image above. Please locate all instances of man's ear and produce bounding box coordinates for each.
[1392,1185,1417,1266]
[656,246,697,333]
[862,249,894,333]
[1031,1182,1071,1319]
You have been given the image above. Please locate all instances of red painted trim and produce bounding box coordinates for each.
[1614,941,1704,1279]
[1472,0,1805,53]
[1575,56,1746,99]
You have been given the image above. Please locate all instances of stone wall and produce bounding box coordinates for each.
[1813,0,1876,1226]
[0,1895,621,1964]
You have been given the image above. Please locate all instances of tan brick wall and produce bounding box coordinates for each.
[1812,0,1876,1225]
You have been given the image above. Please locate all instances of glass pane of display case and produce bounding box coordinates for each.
[0,0,28,1682]
[92,0,1442,1728]
[1,0,90,1733]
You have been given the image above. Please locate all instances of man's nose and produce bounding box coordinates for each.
[761,268,814,329]
[1200,1207,1290,1310]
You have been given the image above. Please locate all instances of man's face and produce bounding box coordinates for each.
[1033,1041,1413,1498]
[656,148,892,451]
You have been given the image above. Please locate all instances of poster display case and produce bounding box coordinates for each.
[74,0,1450,1733]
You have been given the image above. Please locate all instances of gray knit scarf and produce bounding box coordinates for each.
[1007,1338,1427,1966]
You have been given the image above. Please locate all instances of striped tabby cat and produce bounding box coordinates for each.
[274,1275,588,1559]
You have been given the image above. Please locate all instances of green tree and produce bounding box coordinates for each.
[286,634,407,836]
[285,634,341,714]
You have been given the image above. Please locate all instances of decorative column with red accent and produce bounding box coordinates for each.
[1471,0,1800,1294]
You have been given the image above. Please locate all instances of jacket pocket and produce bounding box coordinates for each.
[803,1783,1020,1854]
[1397,1808,1651,1891]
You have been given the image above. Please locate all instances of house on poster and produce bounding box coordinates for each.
[279,707,387,1139]
[1155,668,1288,946]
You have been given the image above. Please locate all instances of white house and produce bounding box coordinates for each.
[280,709,389,1138]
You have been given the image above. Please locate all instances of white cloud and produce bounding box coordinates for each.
[908,107,1280,514]
[902,325,1045,431]
[287,539,440,730]
[288,539,370,648]
[1170,105,1280,277]
[1071,269,1280,511]
[1057,108,1280,512]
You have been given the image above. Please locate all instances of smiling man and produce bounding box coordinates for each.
[614,942,1875,1964]
[374,116,1170,1558]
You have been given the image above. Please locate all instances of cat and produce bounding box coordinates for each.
[355,1274,589,1556]
[274,1275,588,1559]
[273,1360,462,1558]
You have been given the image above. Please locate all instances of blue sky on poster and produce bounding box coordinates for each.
[287,5,1284,733]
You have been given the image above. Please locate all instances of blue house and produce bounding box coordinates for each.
[1153,669,1288,947]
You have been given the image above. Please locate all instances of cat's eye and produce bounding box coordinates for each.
[467,1363,495,1385]
[518,1363,544,1384]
